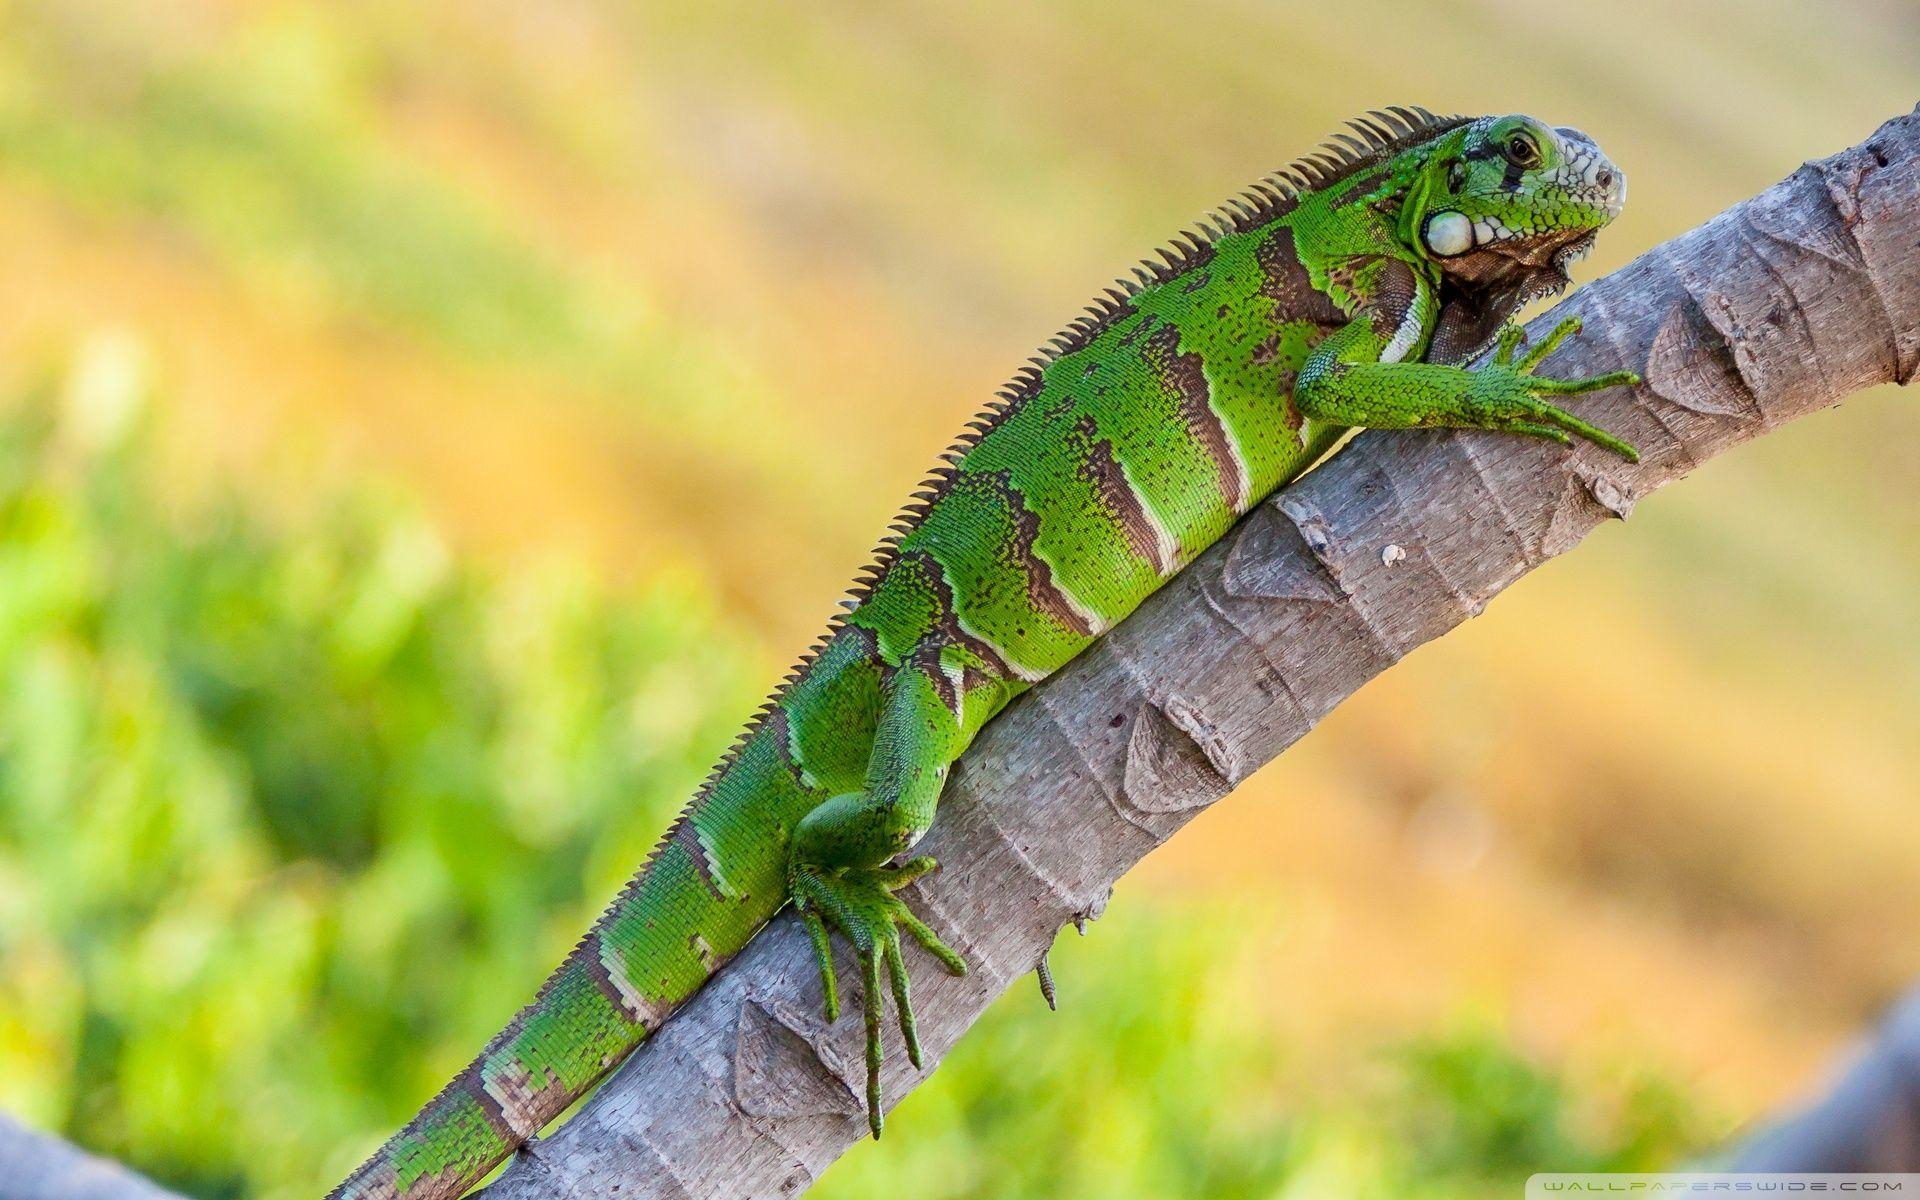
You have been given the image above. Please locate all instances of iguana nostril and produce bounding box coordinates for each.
[1598,169,1614,189]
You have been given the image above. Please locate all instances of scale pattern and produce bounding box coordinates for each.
[329,105,1639,1199]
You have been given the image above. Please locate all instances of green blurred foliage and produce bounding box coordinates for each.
[822,906,1708,1200]
[0,346,761,1197]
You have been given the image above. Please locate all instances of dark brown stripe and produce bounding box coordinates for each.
[910,644,959,715]
[462,1065,519,1140]
[668,818,726,900]
[894,549,1016,683]
[760,704,814,807]
[977,469,1095,638]
[580,937,654,1029]
[833,622,882,675]
[1368,258,1421,344]
[1255,225,1347,329]
[1143,325,1246,511]
[476,1059,572,1140]
[1117,313,1160,349]
[1075,414,1173,575]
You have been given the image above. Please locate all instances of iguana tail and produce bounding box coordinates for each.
[326,817,687,1190]
[326,801,792,1199]
[326,952,648,1200]
[328,618,846,1200]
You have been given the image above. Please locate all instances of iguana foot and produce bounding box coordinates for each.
[1469,317,1642,460]
[791,856,967,1137]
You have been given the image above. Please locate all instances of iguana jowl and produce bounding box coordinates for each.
[330,108,1637,1199]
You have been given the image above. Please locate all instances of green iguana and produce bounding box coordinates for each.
[330,107,1638,1200]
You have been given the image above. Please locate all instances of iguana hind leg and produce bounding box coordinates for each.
[788,655,968,1138]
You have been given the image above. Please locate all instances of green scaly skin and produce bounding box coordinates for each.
[328,108,1638,1199]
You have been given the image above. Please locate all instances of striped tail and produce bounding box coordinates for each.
[329,621,854,1199]
[327,800,789,1200]
[327,950,659,1200]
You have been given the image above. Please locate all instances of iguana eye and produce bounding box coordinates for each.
[1502,130,1543,169]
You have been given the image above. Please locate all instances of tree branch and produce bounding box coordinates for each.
[0,1115,187,1200]
[474,109,1920,1199]
[1734,987,1920,1172]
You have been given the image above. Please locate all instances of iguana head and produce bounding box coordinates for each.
[1405,114,1626,360]
[1416,115,1624,274]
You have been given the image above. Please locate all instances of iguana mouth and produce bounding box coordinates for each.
[1555,230,1598,267]
[1531,229,1598,301]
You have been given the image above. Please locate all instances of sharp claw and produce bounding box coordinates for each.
[1574,370,1641,393]
[1604,436,1640,464]
[899,911,968,976]
[1528,402,1639,462]
[1533,371,1634,396]
[1035,951,1058,1011]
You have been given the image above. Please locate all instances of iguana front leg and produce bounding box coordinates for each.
[1296,288,1641,461]
[788,652,969,1137]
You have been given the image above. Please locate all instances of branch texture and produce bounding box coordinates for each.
[478,109,1920,1200]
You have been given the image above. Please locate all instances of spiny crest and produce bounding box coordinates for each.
[588,608,849,948]
[1039,106,1466,370]
[741,107,1476,775]
[1258,105,1467,205]
[830,107,1466,623]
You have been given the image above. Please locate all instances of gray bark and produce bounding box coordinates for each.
[476,110,1919,1199]
[1734,989,1920,1172]
[3,109,1916,1200]
[0,1116,185,1200]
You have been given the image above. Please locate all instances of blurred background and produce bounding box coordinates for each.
[0,1,1915,1197]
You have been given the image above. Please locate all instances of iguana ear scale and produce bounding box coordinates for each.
[1424,212,1474,256]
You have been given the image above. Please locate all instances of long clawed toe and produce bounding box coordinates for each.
[791,861,968,1138]
[1488,318,1642,462]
